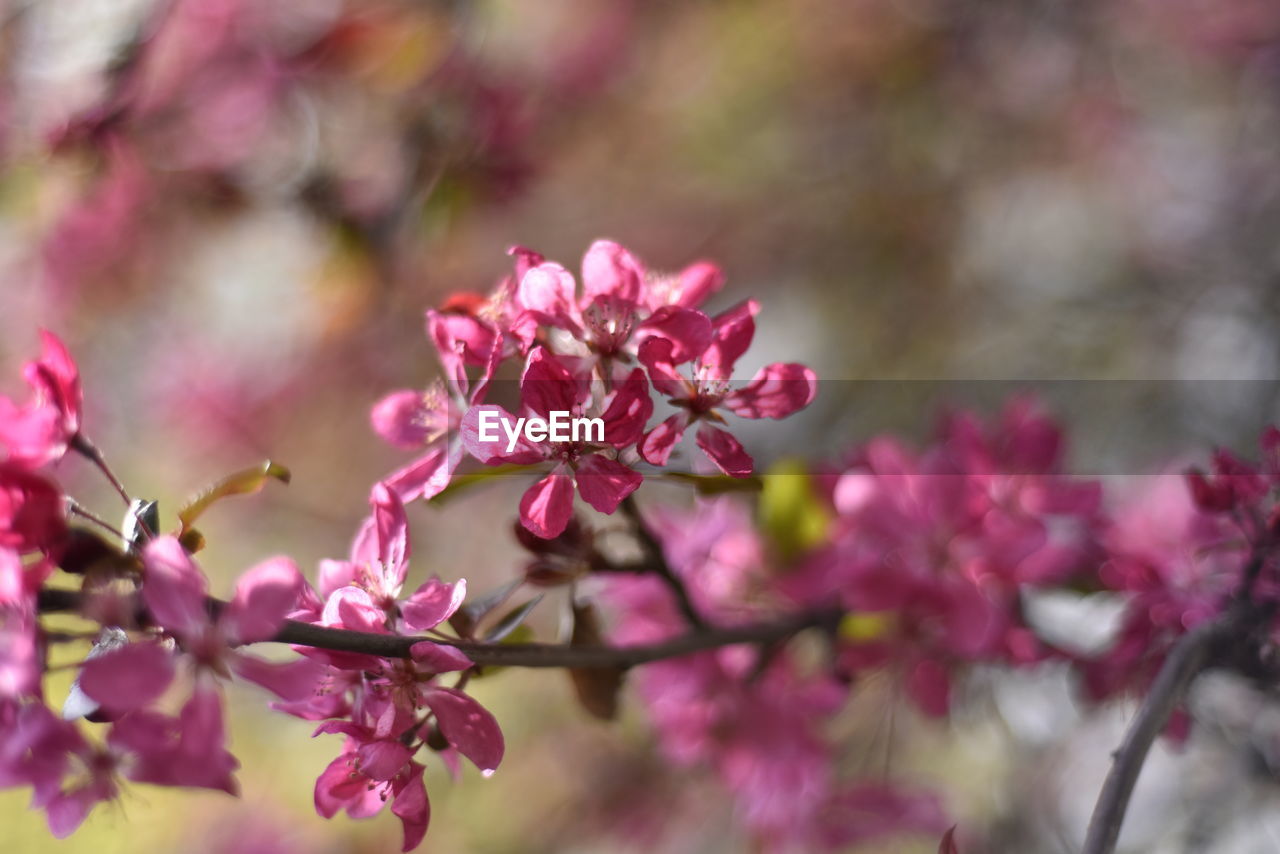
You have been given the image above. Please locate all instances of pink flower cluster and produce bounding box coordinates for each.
[0,332,500,849]
[604,499,948,852]
[372,240,819,538]
[784,400,1106,716]
[283,483,503,851]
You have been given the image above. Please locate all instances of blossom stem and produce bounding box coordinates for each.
[618,495,707,630]
[68,503,127,543]
[34,586,840,669]
[70,434,133,508]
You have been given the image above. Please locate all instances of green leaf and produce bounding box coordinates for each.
[484,596,544,643]
[450,578,523,638]
[659,472,764,494]
[177,461,291,534]
[427,464,540,505]
[757,459,831,562]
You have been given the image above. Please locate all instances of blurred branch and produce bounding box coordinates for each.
[1081,603,1259,854]
[35,586,839,669]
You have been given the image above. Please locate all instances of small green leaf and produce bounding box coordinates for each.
[484,596,543,643]
[177,461,291,534]
[450,578,522,638]
[428,464,540,505]
[757,459,831,562]
[838,612,894,643]
[659,472,764,494]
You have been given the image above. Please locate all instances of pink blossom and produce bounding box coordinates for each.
[0,465,66,556]
[80,537,317,714]
[0,331,82,469]
[372,311,504,502]
[462,347,650,538]
[639,301,817,476]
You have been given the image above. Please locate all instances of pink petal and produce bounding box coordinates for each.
[518,469,575,539]
[723,362,818,419]
[635,306,713,364]
[575,455,643,515]
[517,263,577,319]
[672,261,724,308]
[521,347,587,419]
[426,310,496,370]
[358,739,412,781]
[401,577,467,632]
[702,299,759,379]
[460,405,543,465]
[79,642,175,712]
[581,239,644,304]
[392,767,430,852]
[637,337,688,398]
[371,482,410,575]
[223,556,305,644]
[317,559,358,600]
[410,641,473,674]
[599,368,653,448]
[141,536,210,638]
[695,424,754,477]
[315,751,382,819]
[230,654,326,701]
[421,687,504,774]
[639,412,690,466]
[383,444,455,502]
[370,390,434,448]
[322,587,387,633]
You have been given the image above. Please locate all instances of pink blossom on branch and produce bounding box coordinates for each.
[639,300,818,476]
[0,331,83,470]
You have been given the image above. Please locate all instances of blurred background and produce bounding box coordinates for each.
[3,0,1280,851]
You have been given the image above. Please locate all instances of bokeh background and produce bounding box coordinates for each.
[3,0,1280,851]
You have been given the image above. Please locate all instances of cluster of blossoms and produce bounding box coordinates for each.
[0,332,501,848]
[371,239,819,536]
[8,240,1280,853]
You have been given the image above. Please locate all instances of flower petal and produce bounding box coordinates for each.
[702,299,759,379]
[401,577,467,632]
[392,766,430,852]
[223,556,305,644]
[230,654,326,702]
[410,641,473,674]
[639,412,690,467]
[518,469,575,539]
[635,306,713,364]
[78,642,175,713]
[581,239,643,304]
[421,686,504,775]
[695,424,754,477]
[723,362,818,419]
[141,536,210,638]
[575,455,643,515]
[599,368,653,448]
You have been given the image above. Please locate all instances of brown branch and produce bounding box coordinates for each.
[35,587,840,670]
[1080,609,1245,854]
[618,495,707,629]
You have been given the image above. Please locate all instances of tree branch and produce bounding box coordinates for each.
[1080,609,1243,854]
[35,587,840,670]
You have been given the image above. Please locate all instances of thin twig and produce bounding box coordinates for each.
[619,495,707,629]
[35,587,841,670]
